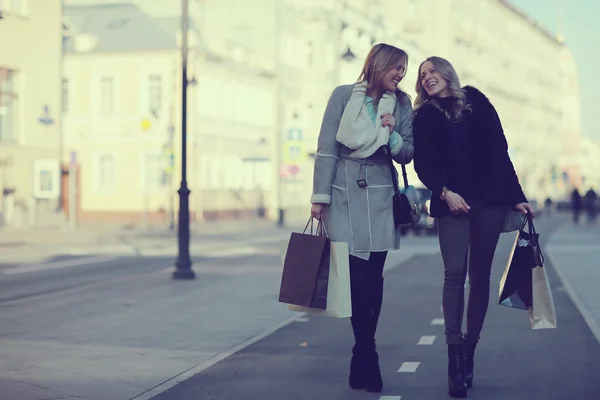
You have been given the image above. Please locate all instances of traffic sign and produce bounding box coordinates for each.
[39,105,54,126]
[141,118,152,131]
[280,164,301,177]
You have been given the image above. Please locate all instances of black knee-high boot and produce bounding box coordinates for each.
[349,280,373,390]
[350,286,382,393]
[348,257,383,393]
[364,274,384,393]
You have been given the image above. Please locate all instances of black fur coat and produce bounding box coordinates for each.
[413,86,527,218]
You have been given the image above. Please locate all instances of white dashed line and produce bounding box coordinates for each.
[398,362,420,373]
[431,318,445,325]
[379,396,402,400]
[417,335,436,345]
[296,317,310,322]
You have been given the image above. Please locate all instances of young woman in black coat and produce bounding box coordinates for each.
[412,56,534,398]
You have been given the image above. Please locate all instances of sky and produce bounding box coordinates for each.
[509,0,598,140]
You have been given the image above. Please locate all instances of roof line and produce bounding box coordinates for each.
[498,0,563,45]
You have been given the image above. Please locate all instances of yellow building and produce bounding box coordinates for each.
[0,0,63,228]
[63,2,277,224]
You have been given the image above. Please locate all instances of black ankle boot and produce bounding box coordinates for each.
[349,345,365,390]
[463,337,478,388]
[447,343,467,398]
[363,348,383,393]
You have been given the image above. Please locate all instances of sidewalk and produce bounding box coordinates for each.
[0,216,308,261]
[546,219,600,343]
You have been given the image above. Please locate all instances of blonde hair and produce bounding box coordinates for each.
[414,56,471,121]
[357,43,409,101]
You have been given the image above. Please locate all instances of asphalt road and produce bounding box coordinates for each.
[150,217,600,400]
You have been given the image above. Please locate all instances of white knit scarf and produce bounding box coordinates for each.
[335,81,397,159]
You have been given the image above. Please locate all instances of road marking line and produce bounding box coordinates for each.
[130,313,307,400]
[417,335,436,345]
[431,318,445,325]
[2,256,117,275]
[296,317,309,322]
[398,362,420,373]
[547,248,599,343]
[380,397,402,400]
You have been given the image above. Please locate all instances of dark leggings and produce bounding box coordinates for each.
[437,204,505,344]
[349,252,388,350]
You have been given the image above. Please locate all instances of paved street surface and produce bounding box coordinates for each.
[150,215,600,400]
[0,215,598,399]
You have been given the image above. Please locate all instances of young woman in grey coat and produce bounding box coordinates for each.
[310,43,414,393]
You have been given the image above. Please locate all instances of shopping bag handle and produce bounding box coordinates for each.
[519,212,537,236]
[526,213,537,236]
[521,213,544,265]
[303,217,329,237]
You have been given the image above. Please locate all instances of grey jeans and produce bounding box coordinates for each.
[437,202,505,344]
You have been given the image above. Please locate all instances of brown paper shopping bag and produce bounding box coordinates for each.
[284,239,352,319]
[278,218,330,310]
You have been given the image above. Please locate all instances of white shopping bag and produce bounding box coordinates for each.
[280,238,352,318]
[529,265,557,329]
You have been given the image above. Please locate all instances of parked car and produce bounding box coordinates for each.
[401,187,437,236]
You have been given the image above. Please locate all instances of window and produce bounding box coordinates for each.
[100,76,115,114]
[0,68,16,142]
[62,78,69,113]
[0,0,27,16]
[95,154,115,191]
[143,153,167,190]
[148,75,162,116]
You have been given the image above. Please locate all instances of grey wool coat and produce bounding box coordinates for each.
[311,84,415,260]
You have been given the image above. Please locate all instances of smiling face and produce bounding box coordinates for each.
[380,59,407,92]
[358,44,409,96]
[419,61,450,98]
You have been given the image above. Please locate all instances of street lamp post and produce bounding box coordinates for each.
[173,0,195,280]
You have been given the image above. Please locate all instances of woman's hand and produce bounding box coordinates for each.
[515,202,535,218]
[444,191,471,214]
[381,113,396,134]
[311,203,326,220]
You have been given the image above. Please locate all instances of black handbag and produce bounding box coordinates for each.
[387,145,421,228]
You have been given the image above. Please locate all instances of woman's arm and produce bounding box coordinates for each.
[466,87,527,206]
[390,95,414,164]
[413,105,449,197]
[311,86,347,204]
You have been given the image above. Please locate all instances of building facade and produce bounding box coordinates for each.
[63,2,279,224]
[0,0,63,228]
[63,0,582,225]
[383,0,582,202]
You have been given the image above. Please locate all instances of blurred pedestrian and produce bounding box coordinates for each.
[571,188,583,224]
[310,43,414,393]
[412,56,534,398]
[584,188,597,224]
[544,197,552,216]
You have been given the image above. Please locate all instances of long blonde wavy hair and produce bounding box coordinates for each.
[357,43,409,103]
[414,56,471,121]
